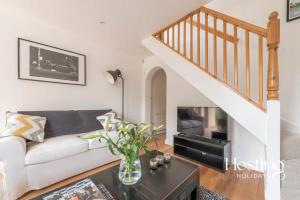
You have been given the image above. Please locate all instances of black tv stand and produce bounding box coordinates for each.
[174,134,231,172]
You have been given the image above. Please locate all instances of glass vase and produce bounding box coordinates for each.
[118,156,142,185]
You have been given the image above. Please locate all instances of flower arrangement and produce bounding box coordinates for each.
[89,119,163,185]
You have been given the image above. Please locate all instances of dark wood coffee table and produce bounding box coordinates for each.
[33,151,199,200]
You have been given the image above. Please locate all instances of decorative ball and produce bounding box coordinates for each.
[150,158,158,170]
[155,155,164,166]
[163,153,172,163]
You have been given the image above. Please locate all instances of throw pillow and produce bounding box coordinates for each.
[0,112,46,142]
[96,112,119,133]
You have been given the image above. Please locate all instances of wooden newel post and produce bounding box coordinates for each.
[267,12,280,100]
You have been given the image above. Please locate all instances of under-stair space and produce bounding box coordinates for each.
[143,6,280,200]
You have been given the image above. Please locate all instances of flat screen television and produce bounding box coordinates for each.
[177,107,228,141]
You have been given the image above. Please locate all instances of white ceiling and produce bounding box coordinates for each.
[2,0,210,58]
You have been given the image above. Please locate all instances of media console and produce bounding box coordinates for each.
[173,134,231,172]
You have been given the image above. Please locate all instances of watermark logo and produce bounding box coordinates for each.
[225,158,285,180]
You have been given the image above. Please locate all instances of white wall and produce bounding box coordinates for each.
[0,4,143,129]
[206,0,300,133]
[142,56,265,166]
[228,119,266,168]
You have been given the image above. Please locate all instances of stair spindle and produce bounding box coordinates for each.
[178,23,181,53]
[223,21,227,83]
[197,12,201,67]
[167,28,170,46]
[234,25,238,89]
[172,26,175,48]
[184,18,187,57]
[259,35,263,105]
[245,30,250,98]
[213,16,218,77]
[190,15,193,62]
[205,13,209,72]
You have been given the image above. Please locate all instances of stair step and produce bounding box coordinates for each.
[281,188,300,200]
[282,159,300,189]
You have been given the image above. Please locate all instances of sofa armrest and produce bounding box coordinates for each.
[0,136,28,199]
[0,136,26,164]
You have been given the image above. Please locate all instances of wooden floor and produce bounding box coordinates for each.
[20,133,264,200]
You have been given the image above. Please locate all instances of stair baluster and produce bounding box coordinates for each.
[153,6,280,111]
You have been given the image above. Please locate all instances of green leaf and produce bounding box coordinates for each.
[99,119,163,160]
[138,124,151,134]
[108,141,115,155]
[153,125,164,132]
[130,144,138,161]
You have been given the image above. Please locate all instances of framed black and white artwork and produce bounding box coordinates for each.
[18,38,86,85]
[288,0,300,22]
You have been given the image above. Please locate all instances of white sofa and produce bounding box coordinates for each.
[0,134,119,200]
[0,110,120,200]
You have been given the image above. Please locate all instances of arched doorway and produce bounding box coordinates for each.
[150,69,166,133]
[144,66,167,135]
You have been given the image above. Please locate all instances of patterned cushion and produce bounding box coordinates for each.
[96,112,119,132]
[0,112,46,142]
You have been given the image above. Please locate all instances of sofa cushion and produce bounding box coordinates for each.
[18,110,111,138]
[78,110,112,132]
[25,135,88,165]
[1,112,46,142]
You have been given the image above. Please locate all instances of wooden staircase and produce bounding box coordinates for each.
[152,6,280,111]
[143,5,280,200]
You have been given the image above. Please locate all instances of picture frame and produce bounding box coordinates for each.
[287,0,300,22]
[18,38,86,86]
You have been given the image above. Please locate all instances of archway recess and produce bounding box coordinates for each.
[144,67,167,130]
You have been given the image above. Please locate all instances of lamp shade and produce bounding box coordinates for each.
[104,69,122,84]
